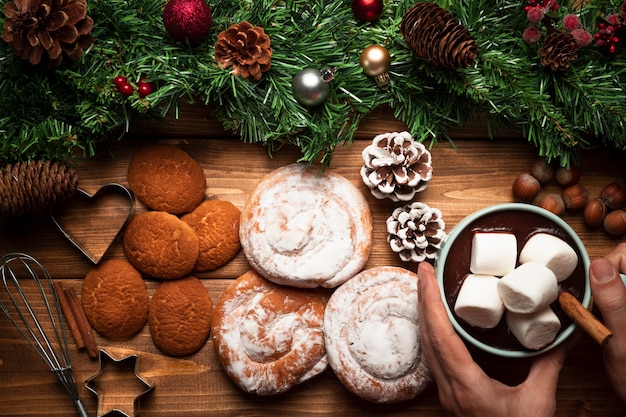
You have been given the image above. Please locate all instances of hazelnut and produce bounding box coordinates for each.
[512,173,541,202]
[600,182,626,210]
[603,209,626,236]
[561,183,588,211]
[555,165,581,186]
[530,157,554,184]
[583,198,608,227]
[535,193,565,216]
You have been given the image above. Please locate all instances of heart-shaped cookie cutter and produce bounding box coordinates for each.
[51,183,135,264]
[84,349,155,417]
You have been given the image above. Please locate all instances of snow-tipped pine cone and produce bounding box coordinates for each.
[386,202,446,262]
[361,131,433,202]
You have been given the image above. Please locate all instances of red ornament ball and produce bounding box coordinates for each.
[163,0,212,43]
[352,0,384,22]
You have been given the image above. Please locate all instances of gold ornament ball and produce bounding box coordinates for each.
[359,45,391,77]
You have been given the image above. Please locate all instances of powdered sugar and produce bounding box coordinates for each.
[324,266,432,403]
[240,163,372,288]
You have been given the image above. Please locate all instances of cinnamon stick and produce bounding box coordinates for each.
[63,287,99,359]
[53,281,85,349]
[558,290,613,345]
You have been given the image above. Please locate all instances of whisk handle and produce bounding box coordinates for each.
[74,399,90,417]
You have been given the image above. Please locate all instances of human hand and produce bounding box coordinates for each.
[589,242,626,402]
[417,262,568,417]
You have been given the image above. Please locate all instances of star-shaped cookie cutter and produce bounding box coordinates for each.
[85,349,155,417]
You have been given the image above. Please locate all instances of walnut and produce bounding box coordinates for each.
[386,202,446,262]
[360,131,433,202]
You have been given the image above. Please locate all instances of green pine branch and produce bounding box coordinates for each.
[2,0,626,167]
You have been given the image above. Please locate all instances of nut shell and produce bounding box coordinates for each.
[600,182,626,210]
[535,193,565,216]
[512,173,541,202]
[530,157,554,184]
[555,165,580,186]
[583,198,607,227]
[562,183,588,211]
[603,209,626,236]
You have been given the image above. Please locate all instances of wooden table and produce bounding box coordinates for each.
[1,106,626,416]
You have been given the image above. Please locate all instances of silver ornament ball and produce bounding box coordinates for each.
[292,68,329,106]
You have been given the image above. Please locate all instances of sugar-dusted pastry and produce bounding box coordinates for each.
[127,144,206,214]
[181,199,241,272]
[324,266,432,403]
[239,163,372,288]
[212,270,329,395]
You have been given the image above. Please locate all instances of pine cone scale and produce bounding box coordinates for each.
[215,21,272,81]
[1,160,78,219]
[1,0,93,66]
[401,2,477,70]
[540,31,578,71]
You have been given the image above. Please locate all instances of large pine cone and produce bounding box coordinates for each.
[540,31,578,71]
[1,0,94,67]
[1,160,78,219]
[400,2,477,70]
[215,21,272,81]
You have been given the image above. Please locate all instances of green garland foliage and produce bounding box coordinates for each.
[1,0,626,167]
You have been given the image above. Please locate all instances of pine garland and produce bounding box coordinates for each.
[1,0,626,168]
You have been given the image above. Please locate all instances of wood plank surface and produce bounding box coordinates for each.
[1,106,626,416]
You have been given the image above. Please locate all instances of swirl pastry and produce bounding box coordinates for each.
[239,163,372,288]
[324,266,432,403]
[212,270,329,395]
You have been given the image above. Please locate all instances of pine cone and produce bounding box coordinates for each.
[620,0,626,22]
[540,31,578,71]
[360,131,433,202]
[1,160,78,219]
[215,21,272,81]
[400,2,477,70]
[386,202,446,263]
[1,0,94,67]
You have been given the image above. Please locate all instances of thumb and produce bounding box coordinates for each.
[524,342,568,393]
[589,258,626,331]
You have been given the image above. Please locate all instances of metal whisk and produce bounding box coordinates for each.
[0,252,89,417]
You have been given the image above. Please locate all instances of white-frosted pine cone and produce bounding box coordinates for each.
[386,202,446,262]
[360,131,433,202]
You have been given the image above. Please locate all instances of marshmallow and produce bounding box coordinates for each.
[497,262,558,314]
[470,232,517,276]
[506,307,561,350]
[454,274,505,329]
[519,233,578,282]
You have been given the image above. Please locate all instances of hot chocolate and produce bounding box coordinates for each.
[441,209,587,352]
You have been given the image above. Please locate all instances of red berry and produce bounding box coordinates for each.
[137,82,153,97]
[118,83,134,97]
[113,76,127,87]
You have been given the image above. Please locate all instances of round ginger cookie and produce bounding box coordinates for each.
[182,199,241,272]
[128,144,206,214]
[239,163,373,288]
[149,276,212,356]
[81,259,148,340]
[123,211,199,279]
